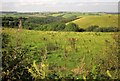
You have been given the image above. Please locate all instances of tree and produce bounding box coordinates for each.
[49,22,66,31]
[65,23,79,32]
[55,23,66,31]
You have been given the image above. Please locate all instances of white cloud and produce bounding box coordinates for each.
[2,0,120,2]
[1,1,118,12]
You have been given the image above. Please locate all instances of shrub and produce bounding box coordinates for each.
[86,26,119,32]
[2,45,33,80]
[94,27,119,32]
[86,25,99,32]
[2,33,10,48]
[2,33,40,80]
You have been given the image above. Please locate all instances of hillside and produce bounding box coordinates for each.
[2,28,119,79]
[71,14,118,29]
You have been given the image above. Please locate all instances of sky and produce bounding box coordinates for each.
[1,0,120,12]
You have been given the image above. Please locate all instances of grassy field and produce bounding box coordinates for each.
[2,13,47,18]
[3,28,119,79]
[71,14,118,29]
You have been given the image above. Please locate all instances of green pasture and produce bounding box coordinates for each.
[71,14,118,29]
[3,28,117,74]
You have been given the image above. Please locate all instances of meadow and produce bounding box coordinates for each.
[2,28,119,80]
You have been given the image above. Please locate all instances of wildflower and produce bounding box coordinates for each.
[41,63,45,67]
[106,70,112,78]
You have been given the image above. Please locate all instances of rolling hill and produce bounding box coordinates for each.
[71,14,118,29]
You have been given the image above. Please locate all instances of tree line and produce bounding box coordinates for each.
[2,16,119,32]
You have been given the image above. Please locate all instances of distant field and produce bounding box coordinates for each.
[51,13,63,17]
[62,13,81,18]
[3,28,119,79]
[2,13,47,17]
[71,14,118,29]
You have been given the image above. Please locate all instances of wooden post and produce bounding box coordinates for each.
[18,17,22,31]
[16,17,23,47]
[19,19,22,29]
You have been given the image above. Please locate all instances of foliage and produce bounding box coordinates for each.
[65,23,79,32]
[2,16,26,28]
[93,27,119,32]
[2,33,40,80]
[27,60,49,80]
[86,25,119,32]
[52,22,66,31]
[86,25,99,32]
[2,33,10,48]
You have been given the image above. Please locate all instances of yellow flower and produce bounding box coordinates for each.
[83,75,86,81]
[106,70,112,77]
[41,63,45,67]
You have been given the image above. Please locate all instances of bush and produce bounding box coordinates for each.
[86,25,119,32]
[86,25,99,32]
[2,33,10,48]
[2,45,33,81]
[2,33,41,80]
[65,23,79,32]
[93,27,119,32]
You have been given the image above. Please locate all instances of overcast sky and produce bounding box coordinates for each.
[1,0,120,12]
